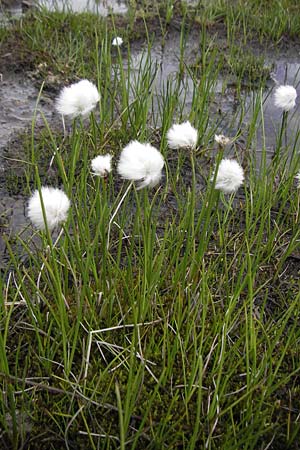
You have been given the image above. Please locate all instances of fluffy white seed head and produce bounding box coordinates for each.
[112,36,123,46]
[28,187,70,231]
[55,79,100,118]
[295,172,300,188]
[91,154,112,177]
[274,85,297,112]
[167,121,198,149]
[215,134,231,146]
[117,140,165,189]
[213,159,244,194]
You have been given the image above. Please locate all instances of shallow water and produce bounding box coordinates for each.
[0,0,128,16]
[126,32,300,152]
[40,0,128,14]
[243,59,300,154]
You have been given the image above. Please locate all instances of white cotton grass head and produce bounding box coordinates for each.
[55,79,100,118]
[213,159,244,194]
[117,140,165,189]
[214,134,231,146]
[112,36,123,47]
[91,154,112,177]
[167,121,198,149]
[28,187,70,231]
[295,172,300,188]
[274,85,297,112]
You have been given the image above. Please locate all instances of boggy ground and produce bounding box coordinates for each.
[1,1,300,449]
[1,0,300,266]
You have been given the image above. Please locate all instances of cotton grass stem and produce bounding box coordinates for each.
[107,182,133,250]
[115,382,126,450]
[30,172,71,373]
[62,114,67,138]
[276,110,288,157]
[31,81,45,166]
[192,152,223,269]
[36,227,65,303]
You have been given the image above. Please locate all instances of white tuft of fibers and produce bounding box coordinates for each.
[274,85,297,112]
[214,134,231,146]
[213,159,244,194]
[55,79,100,118]
[112,36,123,46]
[91,154,112,177]
[117,140,164,189]
[167,121,198,149]
[295,172,300,188]
[28,187,70,231]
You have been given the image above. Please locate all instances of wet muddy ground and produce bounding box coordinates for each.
[1,0,300,267]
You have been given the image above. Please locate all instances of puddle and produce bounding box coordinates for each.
[40,0,128,14]
[127,30,218,124]
[126,31,300,153]
[0,1,24,21]
[0,0,128,17]
[242,58,300,157]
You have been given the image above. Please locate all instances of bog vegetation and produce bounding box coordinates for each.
[1,1,300,449]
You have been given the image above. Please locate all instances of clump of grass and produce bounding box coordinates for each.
[225,45,272,85]
[198,0,300,43]
[1,2,300,450]
[191,42,272,89]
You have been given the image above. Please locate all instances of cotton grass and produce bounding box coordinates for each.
[112,36,123,47]
[167,121,198,149]
[55,79,100,118]
[274,85,297,112]
[215,134,231,146]
[28,187,70,231]
[213,159,244,194]
[91,154,112,177]
[117,140,165,189]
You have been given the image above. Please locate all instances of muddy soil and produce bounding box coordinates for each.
[0,71,55,149]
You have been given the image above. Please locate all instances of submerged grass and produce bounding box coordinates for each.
[1,1,300,449]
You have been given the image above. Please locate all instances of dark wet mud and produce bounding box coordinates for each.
[0,71,54,149]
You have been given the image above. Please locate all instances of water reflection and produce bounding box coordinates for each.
[39,0,128,14]
[125,32,300,157]
[0,0,128,16]
[0,0,23,19]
